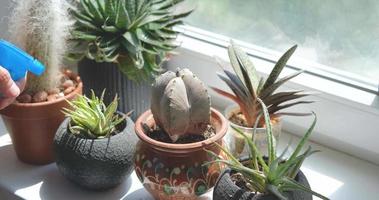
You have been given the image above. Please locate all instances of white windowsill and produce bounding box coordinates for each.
[1,119,379,200]
[167,27,379,165]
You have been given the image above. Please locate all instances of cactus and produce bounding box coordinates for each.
[151,68,211,142]
[8,0,71,94]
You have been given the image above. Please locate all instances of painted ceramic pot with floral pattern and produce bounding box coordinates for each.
[134,108,228,200]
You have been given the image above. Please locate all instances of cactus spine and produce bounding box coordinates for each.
[151,68,211,142]
[8,0,71,94]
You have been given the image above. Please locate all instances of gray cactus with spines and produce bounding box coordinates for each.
[151,68,211,142]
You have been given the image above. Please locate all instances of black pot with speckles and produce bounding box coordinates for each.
[213,168,312,200]
[53,116,137,190]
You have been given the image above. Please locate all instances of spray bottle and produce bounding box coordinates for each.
[0,39,45,81]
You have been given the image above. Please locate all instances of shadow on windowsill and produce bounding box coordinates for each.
[39,168,132,200]
[0,143,133,200]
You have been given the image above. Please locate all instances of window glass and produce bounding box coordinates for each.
[186,0,379,82]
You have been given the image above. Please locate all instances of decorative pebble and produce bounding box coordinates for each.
[64,86,75,95]
[59,74,67,84]
[32,91,48,102]
[16,93,32,103]
[65,69,73,76]
[62,80,74,89]
[47,88,60,95]
[47,94,57,101]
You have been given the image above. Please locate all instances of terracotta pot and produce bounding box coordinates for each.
[0,74,82,165]
[134,108,228,200]
[213,168,312,200]
[224,105,282,158]
[54,115,137,190]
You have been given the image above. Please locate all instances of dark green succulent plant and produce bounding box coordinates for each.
[212,41,313,127]
[69,0,192,81]
[205,99,329,200]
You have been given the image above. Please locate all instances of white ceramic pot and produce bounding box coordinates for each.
[224,105,282,158]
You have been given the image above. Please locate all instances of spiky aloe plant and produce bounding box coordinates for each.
[151,68,211,142]
[9,0,71,94]
[62,90,126,139]
[205,99,329,200]
[69,0,192,81]
[212,42,312,127]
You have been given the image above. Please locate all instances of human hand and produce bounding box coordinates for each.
[0,66,26,109]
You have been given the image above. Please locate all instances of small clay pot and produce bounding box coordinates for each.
[134,108,228,200]
[53,116,137,190]
[0,74,82,165]
[213,168,312,200]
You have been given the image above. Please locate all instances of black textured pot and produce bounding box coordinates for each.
[78,58,151,120]
[213,168,312,200]
[53,116,138,190]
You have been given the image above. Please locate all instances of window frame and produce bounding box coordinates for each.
[167,25,379,165]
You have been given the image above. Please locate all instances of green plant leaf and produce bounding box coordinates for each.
[268,101,314,115]
[62,91,125,138]
[71,0,192,81]
[262,45,297,92]
[223,69,250,97]
[232,41,259,98]
[259,70,303,100]
[232,126,268,173]
[281,178,330,200]
[267,184,288,200]
[287,113,317,163]
[256,98,276,165]
[263,91,307,106]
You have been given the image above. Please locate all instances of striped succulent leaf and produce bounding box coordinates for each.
[213,42,313,127]
[69,0,192,81]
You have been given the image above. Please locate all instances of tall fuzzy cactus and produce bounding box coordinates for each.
[151,68,211,142]
[8,0,71,94]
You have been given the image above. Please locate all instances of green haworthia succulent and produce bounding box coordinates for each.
[151,68,211,142]
[69,0,193,82]
[62,90,127,139]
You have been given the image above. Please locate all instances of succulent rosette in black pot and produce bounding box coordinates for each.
[54,91,137,190]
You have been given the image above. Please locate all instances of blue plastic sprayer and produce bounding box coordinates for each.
[0,39,45,81]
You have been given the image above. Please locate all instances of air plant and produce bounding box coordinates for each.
[150,68,211,142]
[62,90,127,138]
[212,42,312,127]
[205,99,329,200]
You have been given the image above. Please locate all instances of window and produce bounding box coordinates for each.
[168,1,379,165]
[186,0,379,91]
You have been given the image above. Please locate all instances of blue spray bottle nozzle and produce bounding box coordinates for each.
[0,39,45,81]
